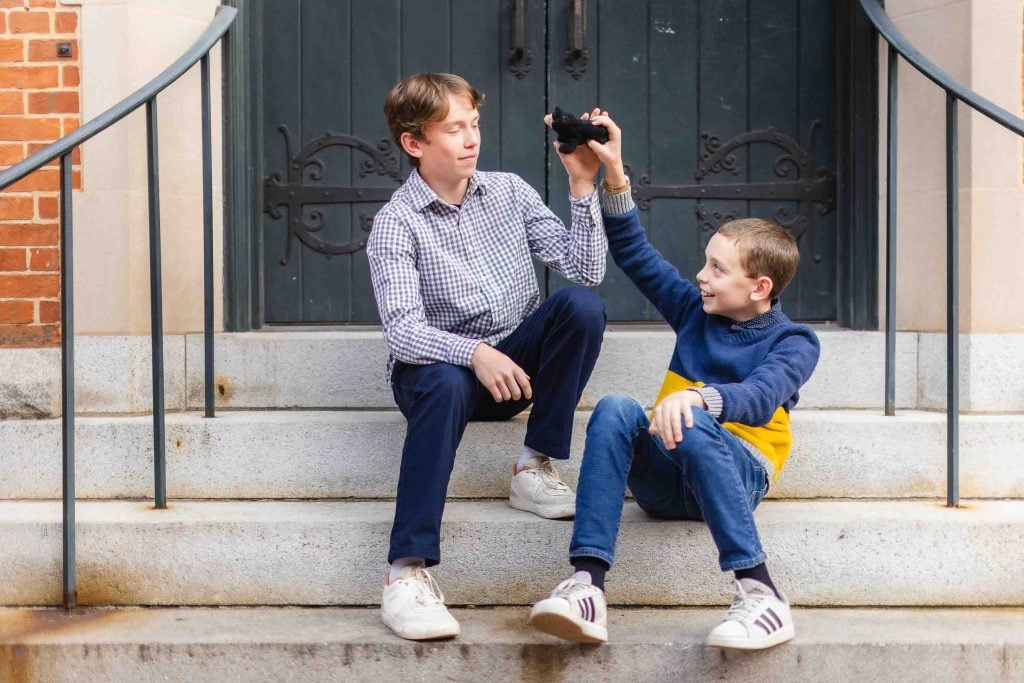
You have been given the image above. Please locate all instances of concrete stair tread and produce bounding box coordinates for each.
[1,606,1022,681]
[1,499,1022,606]
[3,409,1024,500]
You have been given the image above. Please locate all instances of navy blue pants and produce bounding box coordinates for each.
[388,286,606,566]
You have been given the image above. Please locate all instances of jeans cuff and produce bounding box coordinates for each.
[719,553,767,572]
[569,547,615,567]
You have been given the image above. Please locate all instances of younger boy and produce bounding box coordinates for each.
[529,116,820,650]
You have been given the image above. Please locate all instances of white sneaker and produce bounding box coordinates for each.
[380,566,460,641]
[530,577,608,643]
[705,578,795,650]
[509,457,576,519]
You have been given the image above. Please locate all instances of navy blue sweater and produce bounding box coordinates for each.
[605,207,820,475]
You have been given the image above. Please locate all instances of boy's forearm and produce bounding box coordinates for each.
[603,162,627,188]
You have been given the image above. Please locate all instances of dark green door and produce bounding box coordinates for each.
[259,0,837,324]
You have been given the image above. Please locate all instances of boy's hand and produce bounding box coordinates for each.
[554,108,604,197]
[584,113,626,187]
[471,343,533,402]
[648,390,707,450]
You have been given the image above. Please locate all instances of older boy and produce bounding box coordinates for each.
[529,116,820,650]
[367,73,615,640]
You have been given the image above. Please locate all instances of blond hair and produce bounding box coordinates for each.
[716,218,800,298]
[383,73,485,167]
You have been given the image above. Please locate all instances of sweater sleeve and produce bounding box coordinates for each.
[602,208,703,331]
[704,329,821,426]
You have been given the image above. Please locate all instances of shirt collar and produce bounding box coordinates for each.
[405,169,487,212]
[730,299,784,331]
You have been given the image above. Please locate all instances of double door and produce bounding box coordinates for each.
[259,0,838,324]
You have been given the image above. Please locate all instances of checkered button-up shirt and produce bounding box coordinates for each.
[367,169,606,380]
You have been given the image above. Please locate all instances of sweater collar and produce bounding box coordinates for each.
[729,299,784,332]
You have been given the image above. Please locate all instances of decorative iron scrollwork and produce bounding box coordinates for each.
[564,0,589,79]
[509,0,532,79]
[263,126,403,265]
[630,121,836,260]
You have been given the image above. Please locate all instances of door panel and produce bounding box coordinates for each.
[261,0,547,324]
[258,0,837,324]
[548,0,837,321]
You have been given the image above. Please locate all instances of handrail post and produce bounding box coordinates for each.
[884,45,898,416]
[147,98,167,509]
[945,92,960,507]
[60,152,76,610]
[201,53,216,418]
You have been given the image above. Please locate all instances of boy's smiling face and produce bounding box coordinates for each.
[696,233,773,322]
[403,94,480,189]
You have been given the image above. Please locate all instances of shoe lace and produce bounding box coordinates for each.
[552,577,595,600]
[406,567,445,607]
[537,460,571,493]
[724,580,770,624]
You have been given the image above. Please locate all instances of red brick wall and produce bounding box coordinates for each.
[0,0,80,347]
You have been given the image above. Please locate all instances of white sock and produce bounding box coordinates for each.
[388,556,424,583]
[517,445,549,471]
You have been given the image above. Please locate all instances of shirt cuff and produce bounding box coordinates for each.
[569,189,603,232]
[568,187,598,206]
[695,386,723,419]
[448,337,483,367]
[600,187,635,215]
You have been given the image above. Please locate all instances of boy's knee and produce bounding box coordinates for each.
[672,408,718,455]
[590,395,646,431]
[550,286,605,331]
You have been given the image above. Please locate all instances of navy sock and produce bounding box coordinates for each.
[570,556,609,591]
[735,563,781,599]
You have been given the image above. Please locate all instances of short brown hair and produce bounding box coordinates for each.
[716,218,800,298]
[383,73,485,167]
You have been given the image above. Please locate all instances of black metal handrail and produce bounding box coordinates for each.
[0,5,236,609]
[858,0,1024,507]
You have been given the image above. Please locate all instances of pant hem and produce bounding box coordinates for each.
[569,547,615,567]
[720,554,767,572]
[524,435,570,461]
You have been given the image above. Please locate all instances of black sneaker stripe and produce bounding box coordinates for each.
[765,607,783,629]
[579,597,589,622]
[585,597,594,623]
[755,617,775,634]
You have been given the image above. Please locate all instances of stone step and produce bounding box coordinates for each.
[0,330,921,417]
[2,499,1020,607]
[0,606,1020,681]
[2,410,1021,500]
[185,328,920,411]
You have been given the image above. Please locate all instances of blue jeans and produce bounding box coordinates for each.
[389,286,606,566]
[570,395,770,572]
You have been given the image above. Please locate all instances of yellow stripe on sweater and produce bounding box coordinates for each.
[652,370,790,479]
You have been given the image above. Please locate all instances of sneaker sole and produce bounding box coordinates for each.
[509,494,575,520]
[705,623,794,651]
[381,613,460,641]
[530,603,607,643]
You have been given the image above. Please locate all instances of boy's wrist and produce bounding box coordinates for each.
[568,177,596,198]
[603,164,627,188]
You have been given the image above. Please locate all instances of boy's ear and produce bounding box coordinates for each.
[750,275,773,302]
[400,131,425,160]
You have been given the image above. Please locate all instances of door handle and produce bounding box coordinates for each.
[565,0,588,79]
[508,0,532,79]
